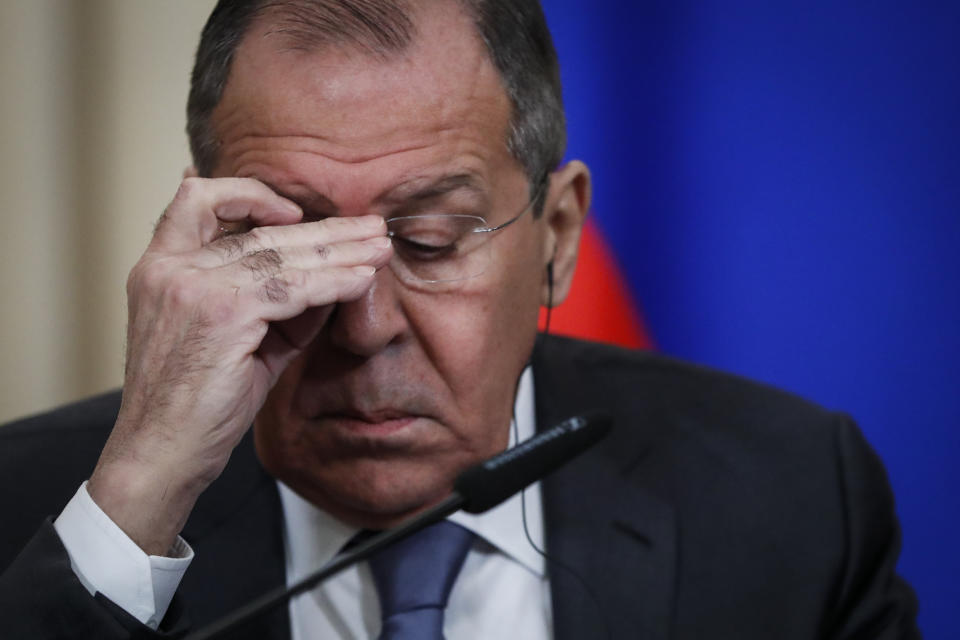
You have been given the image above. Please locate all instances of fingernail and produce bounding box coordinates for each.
[359,215,384,228]
[282,199,301,214]
[353,265,376,277]
[366,236,391,248]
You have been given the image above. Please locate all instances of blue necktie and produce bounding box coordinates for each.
[368,520,475,640]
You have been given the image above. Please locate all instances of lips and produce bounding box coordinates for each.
[335,408,414,423]
[318,409,420,438]
[293,381,436,439]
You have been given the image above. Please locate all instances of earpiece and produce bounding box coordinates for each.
[543,260,554,335]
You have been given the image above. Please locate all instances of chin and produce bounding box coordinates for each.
[258,445,464,529]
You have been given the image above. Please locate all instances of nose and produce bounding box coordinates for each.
[325,269,408,358]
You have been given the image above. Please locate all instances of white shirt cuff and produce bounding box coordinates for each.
[52,481,193,629]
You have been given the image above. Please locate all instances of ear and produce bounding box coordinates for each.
[540,160,591,307]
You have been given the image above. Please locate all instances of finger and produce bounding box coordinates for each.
[209,236,392,277]
[220,238,391,288]
[203,215,387,262]
[233,265,378,323]
[152,177,302,253]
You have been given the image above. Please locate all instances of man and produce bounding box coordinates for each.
[0,0,919,638]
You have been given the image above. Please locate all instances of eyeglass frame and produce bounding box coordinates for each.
[383,175,550,284]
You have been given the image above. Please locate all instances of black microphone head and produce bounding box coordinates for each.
[454,412,612,514]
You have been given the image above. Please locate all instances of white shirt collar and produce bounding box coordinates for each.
[278,366,545,582]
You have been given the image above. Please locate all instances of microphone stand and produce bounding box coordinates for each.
[185,493,465,640]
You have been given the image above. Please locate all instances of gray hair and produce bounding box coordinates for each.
[186,0,566,207]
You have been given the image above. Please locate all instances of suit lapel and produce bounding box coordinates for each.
[542,452,676,640]
[533,336,677,640]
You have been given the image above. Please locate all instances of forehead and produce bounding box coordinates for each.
[211,2,517,196]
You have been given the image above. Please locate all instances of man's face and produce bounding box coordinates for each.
[211,4,551,527]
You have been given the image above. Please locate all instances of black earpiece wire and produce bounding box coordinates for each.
[507,260,613,640]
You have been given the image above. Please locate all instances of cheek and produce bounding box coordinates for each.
[409,249,542,427]
[418,280,538,376]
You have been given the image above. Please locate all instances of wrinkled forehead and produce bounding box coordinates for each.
[214,1,513,165]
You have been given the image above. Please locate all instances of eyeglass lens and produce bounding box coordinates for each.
[386,214,492,284]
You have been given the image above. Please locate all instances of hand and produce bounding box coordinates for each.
[88,177,392,555]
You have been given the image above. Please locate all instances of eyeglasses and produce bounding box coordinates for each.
[385,180,546,286]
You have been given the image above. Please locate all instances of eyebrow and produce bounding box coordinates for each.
[376,173,488,207]
[261,172,489,216]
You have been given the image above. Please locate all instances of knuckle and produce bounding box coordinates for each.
[174,176,203,202]
[165,276,204,310]
[240,248,283,280]
[210,233,247,258]
[258,276,290,304]
[246,226,270,248]
[161,177,208,227]
[285,268,309,290]
[128,256,226,320]
[134,261,236,324]
[128,258,168,295]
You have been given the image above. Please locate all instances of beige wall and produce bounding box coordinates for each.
[0,1,218,422]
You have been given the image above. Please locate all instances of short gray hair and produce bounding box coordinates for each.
[187,0,566,206]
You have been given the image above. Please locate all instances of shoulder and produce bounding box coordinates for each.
[1,390,121,437]
[533,334,843,450]
[533,334,886,533]
[0,391,121,559]
[535,336,908,615]
[0,391,120,470]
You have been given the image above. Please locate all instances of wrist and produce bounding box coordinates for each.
[88,458,207,556]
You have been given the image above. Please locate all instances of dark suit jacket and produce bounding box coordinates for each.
[0,336,920,639]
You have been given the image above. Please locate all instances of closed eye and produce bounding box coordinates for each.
[386,214,485,262]
[391,234,459,260]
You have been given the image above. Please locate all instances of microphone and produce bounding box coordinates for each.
[185,412,611,640]
[455,411,611,513]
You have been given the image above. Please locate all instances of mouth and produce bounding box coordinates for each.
[320,410,420,436]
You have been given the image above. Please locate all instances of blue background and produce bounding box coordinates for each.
[543,1,959,636]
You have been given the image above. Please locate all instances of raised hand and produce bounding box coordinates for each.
[88,177,392,555]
